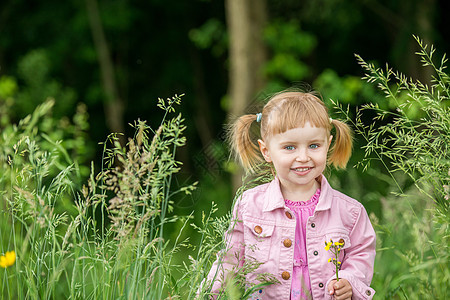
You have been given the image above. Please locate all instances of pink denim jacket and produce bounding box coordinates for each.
[206,175,376,299]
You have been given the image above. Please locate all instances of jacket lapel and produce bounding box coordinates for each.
[314,175,333,211]
[262,177,286,212]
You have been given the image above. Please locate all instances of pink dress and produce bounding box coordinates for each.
[284,189,320,300]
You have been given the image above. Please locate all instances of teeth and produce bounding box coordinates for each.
[294,167,310,172]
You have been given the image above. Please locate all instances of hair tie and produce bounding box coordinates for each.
[256,113,262,123]
[329,117,333,124]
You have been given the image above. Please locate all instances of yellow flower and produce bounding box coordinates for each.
[325,242,332,251]
[0,251,16,268]
[328,258,332,262]
[334,242,344,246]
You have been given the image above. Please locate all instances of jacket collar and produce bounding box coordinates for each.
[262,175,333,212]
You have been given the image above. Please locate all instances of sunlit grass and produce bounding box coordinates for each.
[334,36,449,299]
[0,94,274,299]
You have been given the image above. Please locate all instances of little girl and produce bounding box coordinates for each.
[205,91,376,300]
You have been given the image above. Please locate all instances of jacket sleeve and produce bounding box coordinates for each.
[203,196,245,299]
[326,205,376,299]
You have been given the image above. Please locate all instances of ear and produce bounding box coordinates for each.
[328,135,333,148]
[258,139,272,163]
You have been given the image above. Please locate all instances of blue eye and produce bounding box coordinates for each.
[309,144,319,149]
[285,146,295,150]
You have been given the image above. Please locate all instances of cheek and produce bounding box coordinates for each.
[316,151,329,165]
[279,157,295,168]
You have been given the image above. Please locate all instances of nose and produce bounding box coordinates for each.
[295,148,310,162]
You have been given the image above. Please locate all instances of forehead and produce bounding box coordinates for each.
[267,122,329,144]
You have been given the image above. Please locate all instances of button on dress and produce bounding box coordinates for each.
[284,189,320,300]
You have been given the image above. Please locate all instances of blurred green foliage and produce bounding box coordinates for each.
[0,75,93,182]
[15,49,77,119]
[264,20,316,83]
[189,18,227,57]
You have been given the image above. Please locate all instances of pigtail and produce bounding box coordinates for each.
[328,119,353,169]
[228,114,264,173]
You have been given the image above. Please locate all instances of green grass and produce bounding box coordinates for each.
[334,36,449,299]
[0,94,274,299]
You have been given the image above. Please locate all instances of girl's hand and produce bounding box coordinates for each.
[327,279,352,300]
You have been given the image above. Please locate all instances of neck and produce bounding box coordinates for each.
[279,177,320,202]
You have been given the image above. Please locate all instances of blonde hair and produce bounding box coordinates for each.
[229,91,353,173]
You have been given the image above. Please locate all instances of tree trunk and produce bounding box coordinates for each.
[225,0,268,190]
[85,0,125,144]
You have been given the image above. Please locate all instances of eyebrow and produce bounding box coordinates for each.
[309,139,325,143]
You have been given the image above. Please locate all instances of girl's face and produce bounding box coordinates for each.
[258,122,332,197]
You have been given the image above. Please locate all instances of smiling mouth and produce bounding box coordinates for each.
[292,167,312,172]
